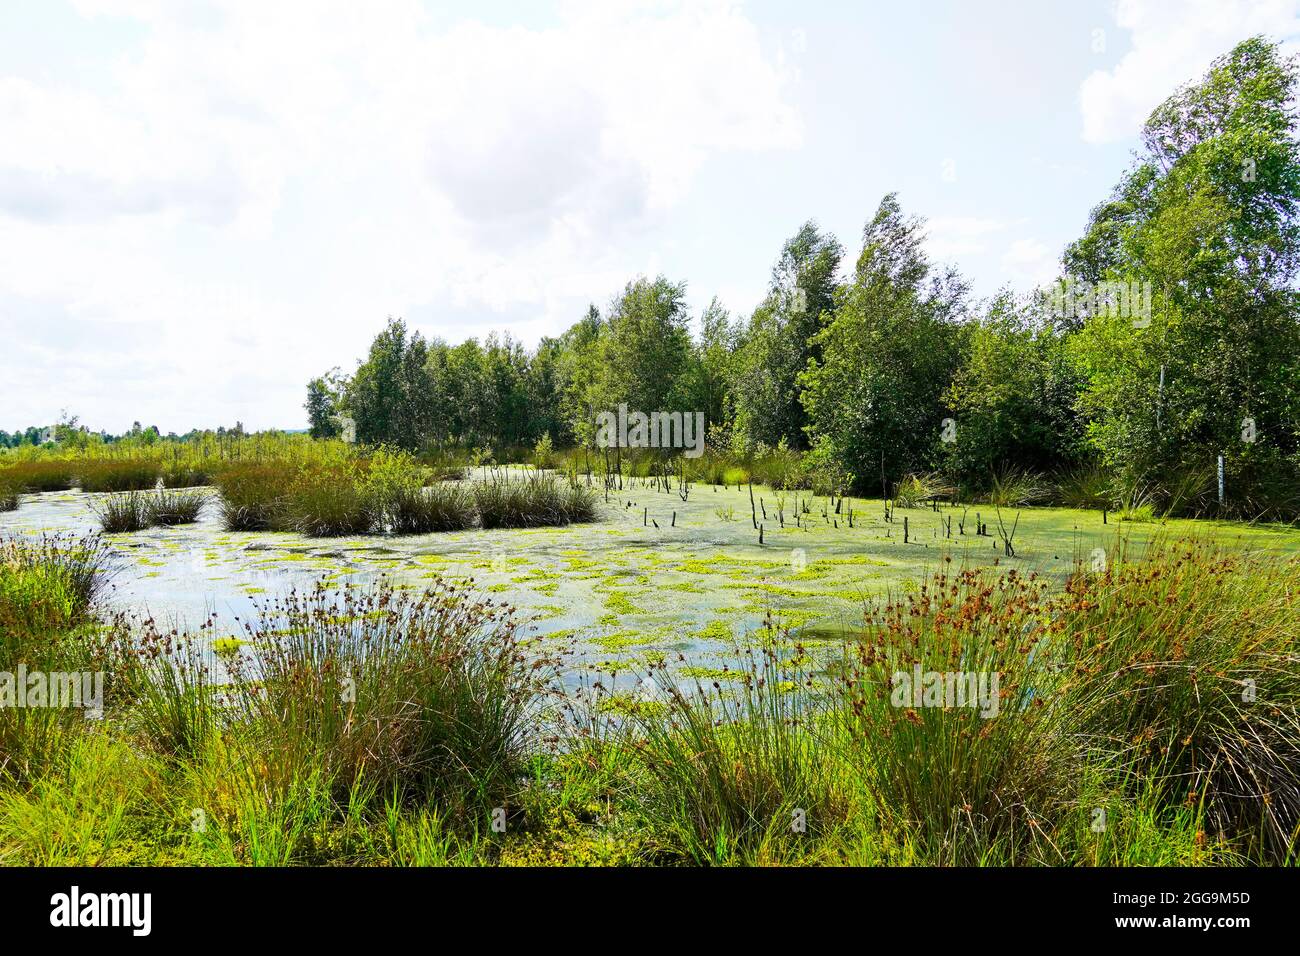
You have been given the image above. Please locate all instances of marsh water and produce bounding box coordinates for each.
[5,477,1300,681]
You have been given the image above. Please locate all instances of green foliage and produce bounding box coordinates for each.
[801,195,966,495]
[943,293,1085,489]
[893,471,955,508]
[0,461,76,493]
[731,222,843,450]
[0,535,115,787]
[305,374,342,440]
[1065,38,1300,511]
[0,536,1296,865]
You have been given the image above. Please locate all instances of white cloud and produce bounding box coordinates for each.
[1080,0,1300,144]
[926,216,1012,259]
[1000,237,1060,290]
[0,0,799,430]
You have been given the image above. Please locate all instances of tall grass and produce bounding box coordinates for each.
[618,646,853,864]
[285,467,378,537]
[91,492,153,533]
[162,463,212,489]
[0,535,115,786]
[1,527,1295,865]
[76,461,161,493]
[842,565,1078,861]
[985,468,1051,506]
[146,489,206,526]
[1054,463,1112,509]
[211,453,544,536]
[474,473,598,529]
[894,471,956,507]
[1060,539,1300,858]
[386,482,476,533]
[561,538,1299,865]
[0,479,17,512]
[91,489,206,532]
[0,462,75,493]
[217,579,550,813]
[213,463,295,532]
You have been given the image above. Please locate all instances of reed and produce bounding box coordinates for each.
[474,474,599,529]
[213,464,296,532]
[386,483,476,534]
[92,492,153,533]
[284,468,378,537]
[76,461,161,493]
[146,489,206,526]
[0,462,76,493]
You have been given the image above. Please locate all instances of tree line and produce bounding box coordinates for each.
[311,39,1300,511]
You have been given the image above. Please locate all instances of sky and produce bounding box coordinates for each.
[3,0,1299,434]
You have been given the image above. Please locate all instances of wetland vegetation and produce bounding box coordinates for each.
[3,38,1300,867]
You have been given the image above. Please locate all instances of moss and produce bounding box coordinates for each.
[589,631,657,652]
[678,665,742,682]
[694,619,734,642]
[601,591,638,616]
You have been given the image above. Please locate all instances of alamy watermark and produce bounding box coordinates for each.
[891,665,1000,718]
[1046,277,1152,326]
[50,886,151,936]
[0,666,104,717]
[595,404,706,458]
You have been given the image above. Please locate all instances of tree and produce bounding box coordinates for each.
[346,318,436,450]
[1065,38,1300,504]
[732,221,843,449]
[556,305,605,447]
[305,374,341,439]
[680,297,740,440]
[801,195,967,493]
[943,292,1084,487]
[591,277,694,418]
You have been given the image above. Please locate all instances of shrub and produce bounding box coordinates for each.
[0,480,18,512]
[533,433,556,470]
[797,440,852,497]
